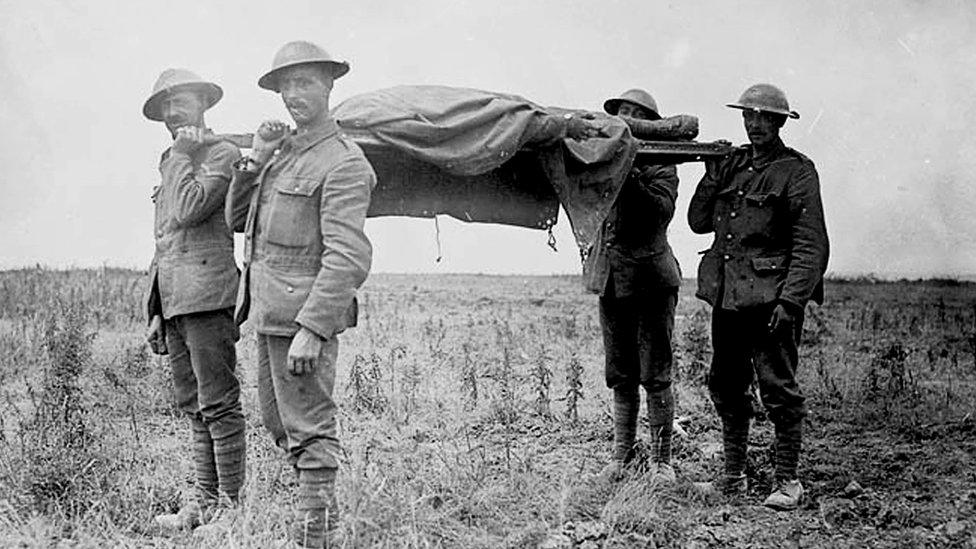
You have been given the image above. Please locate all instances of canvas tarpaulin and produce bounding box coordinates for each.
[331,85,638,253]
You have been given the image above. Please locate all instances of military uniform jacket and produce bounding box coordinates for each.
[584,164,682,296]
[225,119,375,339]
[144,138,241,320]
[687,139,828,310]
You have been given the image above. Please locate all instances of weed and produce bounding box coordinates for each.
[401,354,422,423]
[564,354,584,423]
[346,353,388,415]
[531,342,553,420]
[677,306,710,385]
[486,320,519,425]
[460,341,479,411]
[17,300,115,520]
[864,342,914,400]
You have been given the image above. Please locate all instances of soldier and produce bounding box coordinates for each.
[142,69,245,531]
[688,84,829,510]
[585,89,681,482]
[226,41,375,548]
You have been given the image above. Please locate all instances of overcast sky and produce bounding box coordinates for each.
[1,0,974,277]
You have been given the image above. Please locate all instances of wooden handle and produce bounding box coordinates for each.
[204,133,254,149]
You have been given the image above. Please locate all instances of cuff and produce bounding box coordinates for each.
[777,298,805,316]
[296,321,327,339]
[233,156,263,174]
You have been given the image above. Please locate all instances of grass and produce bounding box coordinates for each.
[0,267,974,547]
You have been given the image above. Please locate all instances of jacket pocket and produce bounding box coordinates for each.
[695,249,721,306]
[266,176,321,247]
[744,192,775,206]
[751,255,788,273]
[742,192,778,236]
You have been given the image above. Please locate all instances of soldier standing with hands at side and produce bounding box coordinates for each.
[142,69,246,532]
[585,89,682,483]
[226,41,375,548]
[688,84,829,510]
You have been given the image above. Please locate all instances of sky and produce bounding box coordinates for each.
[1,0,974,278]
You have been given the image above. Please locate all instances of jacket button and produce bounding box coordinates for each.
[730,212,737,218]
[726,233,733,240]
[723,254,730,260]
[737,190,744,196]
[286,286,294,293]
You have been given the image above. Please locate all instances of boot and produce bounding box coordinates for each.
[692,473,747,499]
[155,501,204,531]
[293,468,339,548]
[598,387,639,482]
[194,505,241,538]
[646,387,675,483]
[772,415,802,487]
[763,479,804,510]
[193,407,246,538]
[692,415,750,500]
[155,419,218,531]
[763,414,803,510]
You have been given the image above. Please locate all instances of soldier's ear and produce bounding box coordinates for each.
[317,67,335,93]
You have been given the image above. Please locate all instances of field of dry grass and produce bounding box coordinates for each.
[0,268,974,548]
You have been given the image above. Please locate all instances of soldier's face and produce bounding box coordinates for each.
[743,110,784,147]
[278,65,334,128]
[616,102,652,120]
[161,91,206,136]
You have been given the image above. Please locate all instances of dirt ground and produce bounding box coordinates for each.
[0,270,973,548]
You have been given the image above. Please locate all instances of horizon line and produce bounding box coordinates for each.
[1,264,974,282]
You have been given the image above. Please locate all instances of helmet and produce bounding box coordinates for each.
[603,89,661,120]
[143,68,222,121]
[258,41,350,91]
[726,83,799,119]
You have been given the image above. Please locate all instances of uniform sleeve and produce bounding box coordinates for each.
[688,166,724,234]
[295,155,376,339]
[522,113,574,147]
[144,257,162,323]
[779,164,830,308]
[169,142,241,227]
[225,167,260,232]
[633,164,678,222]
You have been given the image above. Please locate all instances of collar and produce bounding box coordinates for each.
[280,118,339,156]
[749,137,787,169]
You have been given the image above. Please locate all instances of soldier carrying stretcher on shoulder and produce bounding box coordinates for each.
[585,88,682,484]
[688,84,829,511]
[225,40,374,548]
[141,69,246,534]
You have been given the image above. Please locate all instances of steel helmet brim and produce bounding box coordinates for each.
[258,60,350,92]
[603,97,662,120]
[143,82,223,122]
[726,102,799,120]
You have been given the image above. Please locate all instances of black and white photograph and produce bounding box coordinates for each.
[0,1,974,547]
